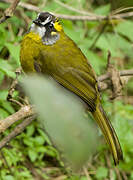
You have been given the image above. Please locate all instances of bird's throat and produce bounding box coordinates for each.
[42,33,60,45]
[29,23,60,45]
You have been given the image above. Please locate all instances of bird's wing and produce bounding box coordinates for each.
[51,66,98,111]
[39,33,98,111]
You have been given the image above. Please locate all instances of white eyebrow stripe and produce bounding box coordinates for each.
[37,13,41,19]
[41,16,52,26]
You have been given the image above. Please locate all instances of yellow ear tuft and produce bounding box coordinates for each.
[54,21,63,32]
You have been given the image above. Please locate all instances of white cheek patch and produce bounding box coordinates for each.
[38,26,46,37]
[30,23,46,38]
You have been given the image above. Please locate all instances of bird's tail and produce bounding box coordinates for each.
[92,104,123,165]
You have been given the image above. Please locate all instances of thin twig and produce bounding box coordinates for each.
[1,0,40,12]
[0,150,14,175]
[105,152,114,180]
[54,175,67,180]
[111,6,133,16]
[2,0,133,21]
[83,167,92,180]
[90,21,108,50]
[54,0,98,17]
[54,13,106,21]
[106,51,111,70]
[0,115,36,149]
[7,67,22,102]
[98,69,133,82]
[0,105,34,133]
[0,0,20,24]
[98,69,133,91]
[114,167,122,180]
[121,171,128,180]
[24,159,44,180]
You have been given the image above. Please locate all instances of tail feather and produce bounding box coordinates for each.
[92,104,123,165]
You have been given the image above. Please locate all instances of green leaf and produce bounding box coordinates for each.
[34,136,45,146]
[0,90,8,101]
[0,59,16,78]
[0,108,9,119]
[115,20,133,42]
[84,50,105,75]
[28,149,38,162]
[0,70,4,85]
[23,137,34,147]
[16,170,32,178]
[26,124,35,137]
[22,75,99,170]
[2,148,19,166]
[5,43,20,66]
[94,4,111,15]
[45,146,57,157]
[36,146,47,153]
[96,33,116,56]
[0,101,15,114]
[80,177,88,180]
[4,175,14,180]
[96,167,108,179]
[0,2,9,9]
[96,32,133,58]
[37,128,52,145]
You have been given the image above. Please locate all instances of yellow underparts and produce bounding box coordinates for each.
[23,32,42,43]
[20,32,43,73]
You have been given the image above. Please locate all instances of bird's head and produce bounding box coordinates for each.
[30,12,63,45]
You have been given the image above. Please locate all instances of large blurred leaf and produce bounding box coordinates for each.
[0,59,15,78]
[5,43,20,66]
[22,75,99,170]
[96,32,133,58]
[95,167,108,179]
[0,108,9,119]
[115,20,133,42]
[94,4,111,15]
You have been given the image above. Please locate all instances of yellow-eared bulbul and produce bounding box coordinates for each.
[20,12,123,164]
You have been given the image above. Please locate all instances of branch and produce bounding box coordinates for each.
[1,0,40,12]
[2,0,133,21]
[0,0,20,24]
[0,105,34,133]
[0,67,132,149]
[0,115,36,149]
[0,68,131,135]
[98,69,133,82]
[0,69,132,134]
[54,0,97,17]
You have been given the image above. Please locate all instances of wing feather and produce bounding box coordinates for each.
[51,67,97,111]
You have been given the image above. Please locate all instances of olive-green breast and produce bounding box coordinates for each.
[20,32,43,73]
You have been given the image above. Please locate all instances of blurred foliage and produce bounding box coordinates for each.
[0,0,133,179]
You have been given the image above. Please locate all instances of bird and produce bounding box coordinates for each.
[20,12,123,165]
